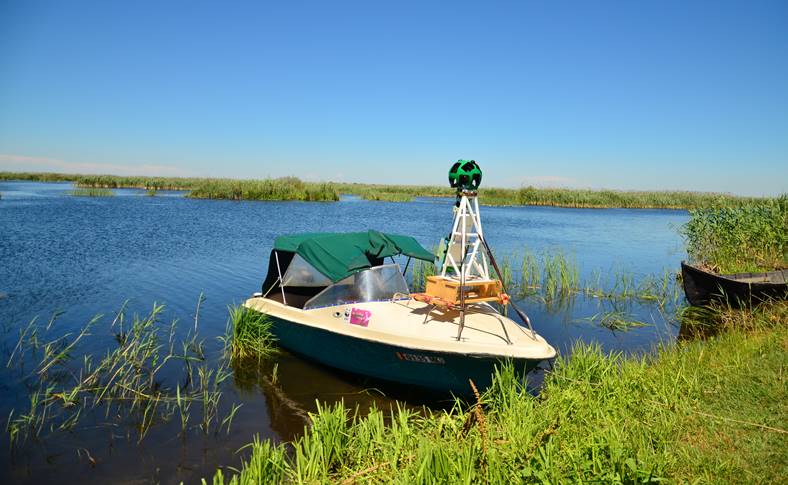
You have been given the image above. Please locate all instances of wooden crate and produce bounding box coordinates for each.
[424,276,502,305]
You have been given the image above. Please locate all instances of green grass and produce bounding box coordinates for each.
[187,177,339,202]
[337,181,761,209]
[5,301,245,446]
[146,188,157,196]
[225,305,278,361]
[209,301,787,484]
[2,171,764,209]
[69,188,114,197]
[682,195,787,273]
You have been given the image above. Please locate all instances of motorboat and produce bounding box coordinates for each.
[243,161,556,394]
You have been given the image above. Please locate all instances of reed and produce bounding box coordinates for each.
[2,171,765,209]
[146,188,157,196]
[187,177,339,202]
[682,195,787,273]
[224,305,277,361]
[69,188,114,197]
[585,308,648,331]
[5,301,242,446]
[410,257,435,292]
[210,301,787,484]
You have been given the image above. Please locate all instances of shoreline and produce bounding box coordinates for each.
[1,171,765,209]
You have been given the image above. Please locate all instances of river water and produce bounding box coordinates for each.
[0,181,688,484]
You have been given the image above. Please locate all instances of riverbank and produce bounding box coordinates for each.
[210,302,787,484]
[0,172,762,208]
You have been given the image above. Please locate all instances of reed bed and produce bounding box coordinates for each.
[2,171,761,208]
[187,177,339,202]
[682,195,787,273]
[416,246,680,309]
[3,301,273,447]
[337,182,757,209]
[223,305,278,361]
[210,301,787,484]
[69,188,114,197]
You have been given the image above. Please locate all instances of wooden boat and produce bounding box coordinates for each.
[244,230,556,395]
[681,261,788,307]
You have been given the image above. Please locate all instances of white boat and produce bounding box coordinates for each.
[244,161,556,394]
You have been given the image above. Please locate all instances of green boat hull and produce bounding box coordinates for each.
[268,315,542,395]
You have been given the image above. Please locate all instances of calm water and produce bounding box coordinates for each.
[0,181,688,484]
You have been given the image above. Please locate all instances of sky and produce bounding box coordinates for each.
[0,1,786,195]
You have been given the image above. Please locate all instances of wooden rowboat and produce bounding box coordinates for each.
[681,261,788,307]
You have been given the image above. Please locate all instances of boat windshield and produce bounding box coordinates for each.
[303,264,410,310]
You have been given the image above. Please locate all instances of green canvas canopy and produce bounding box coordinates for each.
[273,230,435,282]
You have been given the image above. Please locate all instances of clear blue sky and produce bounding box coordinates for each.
[1,1,786,195]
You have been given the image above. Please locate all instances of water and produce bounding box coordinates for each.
[0,181,688,483]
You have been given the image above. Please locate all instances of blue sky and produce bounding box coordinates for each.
[1,1,786,195]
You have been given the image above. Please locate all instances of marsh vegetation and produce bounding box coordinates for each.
[69,188,115,197]
[5,301,277,448]
[1,171,764,208]
[682,195,787,273]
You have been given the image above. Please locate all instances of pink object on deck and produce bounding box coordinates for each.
[349,308,371,327]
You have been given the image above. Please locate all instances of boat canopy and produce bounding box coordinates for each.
[272,230,434,283]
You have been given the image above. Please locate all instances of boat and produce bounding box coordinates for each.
[681,261,788,307]
[243,161,556,395]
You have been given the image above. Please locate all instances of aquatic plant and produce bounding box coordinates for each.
[146,188,157,196]
[69,188,114,197]
[224,305,278,361]
[5,301,241,446]
[585,308,648,331]
[410,257,436,292]
[2,171,766,209]
[682,196,787,273]
[209,301,787,484]
[187,177,339,202]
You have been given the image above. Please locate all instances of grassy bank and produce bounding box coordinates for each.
[682,195,787,273]
[2,171,763,208]
[209,302,786,484]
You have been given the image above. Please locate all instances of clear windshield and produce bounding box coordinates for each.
[303,264,410,310]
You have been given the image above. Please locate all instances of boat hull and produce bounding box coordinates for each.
[681,261,788,307]
[265,313,542,395]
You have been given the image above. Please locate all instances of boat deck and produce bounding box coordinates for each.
[244,297,556,360]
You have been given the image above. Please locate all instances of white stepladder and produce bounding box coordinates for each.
[409,159,535,342]
[441,190,491,282]
[412,190,510,342]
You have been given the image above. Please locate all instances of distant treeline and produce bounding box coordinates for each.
[0,171,767,208]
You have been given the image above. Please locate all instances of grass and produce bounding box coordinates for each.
[2,171,765,208]
[224,305,278,361]
[682,195,787,273]
[4,301,258,446]
[416,246,680,309]
[146,188,157,196]
[336,181,761,209]
[69,188,114,197]
[209,301,787,484]
[187,177,339,202]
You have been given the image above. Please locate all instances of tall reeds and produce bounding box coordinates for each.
[223,305,277,361]
[5,301,255,446]
[682,195,787,273]
[69,188,114,197]
[2,171,764,209]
